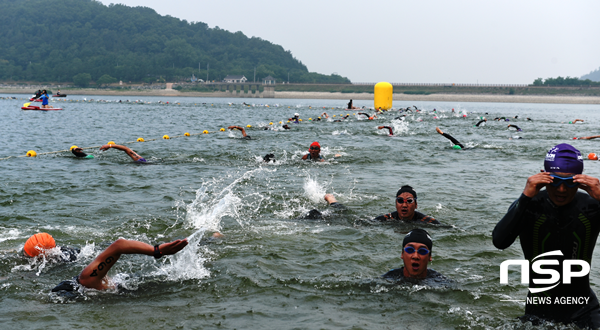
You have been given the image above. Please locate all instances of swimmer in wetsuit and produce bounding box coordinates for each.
[574,135,600,140]
[373,185,440,224]
[493,143,600,328]
[475,119,487,127]
[99,144,147,162]
[52,238,188,293]
[508,124,522,132]
[571,119,585,124]
[301,194,347,220]
[382,229,447,281]
[288,113,300,123]
[302,141,325,162]
[71,147,94,159]
[378,126,394,136]
[228,126,251,140]
[435,127,465,149]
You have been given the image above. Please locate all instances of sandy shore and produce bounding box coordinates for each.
[2,88,599,104]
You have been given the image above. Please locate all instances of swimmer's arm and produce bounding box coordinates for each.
[492,194,533,249]
[228,126,247,137]
[302,154,308,160]
[100,144,143,161]
[78,238,188,290]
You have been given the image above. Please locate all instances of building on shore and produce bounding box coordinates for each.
[263,75,276,85]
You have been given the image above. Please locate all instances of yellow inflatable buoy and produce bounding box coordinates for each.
[203,130,209,134]
[269,122,273,125]
[309,118,312,121]
[70,145,78,151]
[220,128,226,132]
[299,119,303,122]
[107,141,116,145]
[246,125,252,128]
[333,115,336,118]
[26,150,37,157]
[374,81,393,110]
[163,135,170,139]
[137,137,145,142]
[279,121,282,124]
[184,132,190,136]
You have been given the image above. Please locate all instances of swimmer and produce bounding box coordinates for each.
[474,119,487,127]
[282,124,291,130]
[228,126,251,139]
[321,112,329,119]
[263,153,276,163]
[508,124,522,132]
[99,144,147,162]
[382,229,447,281]
[71,147,94,159]
[288,113,300,123]
[373,185,440,224]
[302,141,325,162]
[52,238,188,292]
[435,127,465,149]
[378,126,394,136]
[302,194,347,220]
[358,112,377,120]
[526,118,533,121]
[22,232,79,262]
[571,119,585,124]
[574,135,600,140]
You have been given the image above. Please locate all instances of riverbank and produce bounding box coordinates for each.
[2,88,600,104]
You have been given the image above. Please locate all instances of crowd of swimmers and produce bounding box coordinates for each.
[17,98,600,328]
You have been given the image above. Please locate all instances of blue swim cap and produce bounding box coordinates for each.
[544,143,583,174]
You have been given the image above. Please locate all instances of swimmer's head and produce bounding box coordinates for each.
[310,141,320,150]
[24,233,56,257]
[71,147,87,157]
[294,113,299,117]
[401,229,433,279]
[544,143,583,174]
[403,228,432,251]
[396,185,417,199]
[452,145,462,150]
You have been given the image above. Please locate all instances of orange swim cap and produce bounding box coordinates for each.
[24,233,56,257]
[589,153,598,161]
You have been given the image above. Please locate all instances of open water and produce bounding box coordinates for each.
[1,94,600,329]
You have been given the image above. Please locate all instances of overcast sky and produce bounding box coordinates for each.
[98,0,599,84]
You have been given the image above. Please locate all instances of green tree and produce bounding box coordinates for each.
[96,74,117,87]
[73,73,92,87]
[533,78,543,86]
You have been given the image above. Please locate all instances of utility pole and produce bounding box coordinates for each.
[254,67,256,83]
[288,72,289,84]
[207,63,209,82]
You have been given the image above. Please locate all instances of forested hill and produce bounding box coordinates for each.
[581,68,600,82]
[0,0,350,84]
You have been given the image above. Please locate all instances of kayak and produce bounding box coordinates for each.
[29,98,42,102]
[52,94,67,97]
[21,106,62,111]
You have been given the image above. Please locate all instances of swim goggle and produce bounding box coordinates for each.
[403,246,430,255]
[396,197,416,204]
[309,146,320,150]
[549,174,579,188]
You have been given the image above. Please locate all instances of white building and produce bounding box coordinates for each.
[223,75,248,83]
[263,75,276,85]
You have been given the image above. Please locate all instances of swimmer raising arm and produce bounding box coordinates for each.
[78,238,188,290]
[435,127,465,149]
[228,125,250,139]
[572,119,585,124]
[100,144,145,162]
[378,126,394,136]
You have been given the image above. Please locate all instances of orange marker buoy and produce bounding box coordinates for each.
[184,132,190,136]
[589,153,598,160]
[24,233,56,257]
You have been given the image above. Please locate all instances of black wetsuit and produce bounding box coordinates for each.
[440,133,465,149]
[493,191,600,328]
[304,153,324,161]
[373,211,440,224]
[475,120,486,127]
[303,202,346,220]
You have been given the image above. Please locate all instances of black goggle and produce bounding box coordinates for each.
[549,174,579,188]
[310,146,320,150]
[396,197,416,204]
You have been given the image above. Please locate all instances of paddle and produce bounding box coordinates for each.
[23,102,31,107]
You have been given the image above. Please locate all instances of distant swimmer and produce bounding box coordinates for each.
[435,127,465,149]
[378,126,394,136]
[321,112,329,119]
[302,141,325,162]
[474,119,487,127]
[263,153,276,163]
[52,238,188,293]
[71,147,94,159]
[526,118,533,121]
[508,124,522,132]
[288,113,300,123]
[99,144,147,162]
[571,119,584,124]
[382,229,448,282]
[358,112,377,120]
[282,124,291,130]
[373,185,440,224]
[573,135,600,140]
[228,126,251,140]
[22,232,79,262]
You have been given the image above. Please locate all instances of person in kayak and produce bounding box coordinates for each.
[40,90,51,109]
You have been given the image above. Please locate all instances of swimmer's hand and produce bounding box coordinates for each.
[574,174,600,201]
[334,154,342,157]
[158,239,188,255]
[99,145,112,151]
[523,172,553,198]
[435,127,443,135]
[324,193,337,204]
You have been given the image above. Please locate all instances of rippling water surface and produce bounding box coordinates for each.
[1,94,600,329]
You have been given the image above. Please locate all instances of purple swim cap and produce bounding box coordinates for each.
[544,143,583,174]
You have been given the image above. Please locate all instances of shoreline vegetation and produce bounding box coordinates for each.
[2,84,600,104]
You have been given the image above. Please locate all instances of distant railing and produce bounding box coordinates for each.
[351,82,530,87]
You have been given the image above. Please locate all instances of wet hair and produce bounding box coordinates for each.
[396,185,417,199]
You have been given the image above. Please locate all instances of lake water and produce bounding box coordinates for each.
[1,94,600,329]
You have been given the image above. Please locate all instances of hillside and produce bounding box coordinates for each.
[0,0,349,84]
[582,67,600,82]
